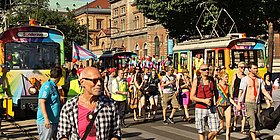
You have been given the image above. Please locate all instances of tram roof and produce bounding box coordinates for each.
[174,36,232,51]
[174,36,266,51]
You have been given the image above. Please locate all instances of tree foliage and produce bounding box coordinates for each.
[136,0,280,41]
[2,0,87,61]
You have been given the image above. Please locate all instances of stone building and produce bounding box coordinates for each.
[74,0,111,58]
[109,0,170,59]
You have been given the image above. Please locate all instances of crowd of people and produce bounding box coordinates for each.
[35,57,280,140]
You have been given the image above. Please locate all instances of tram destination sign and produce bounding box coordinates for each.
[17,32,49,38]
[236,41,256,46]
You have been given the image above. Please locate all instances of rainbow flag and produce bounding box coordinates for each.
[72,42,97,62]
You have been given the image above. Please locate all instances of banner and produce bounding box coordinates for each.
[72,42,96,63]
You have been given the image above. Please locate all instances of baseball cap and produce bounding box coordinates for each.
[109,68,116,73]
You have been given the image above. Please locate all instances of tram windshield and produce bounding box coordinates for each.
[231,49,264,68]
[5,42,60,69]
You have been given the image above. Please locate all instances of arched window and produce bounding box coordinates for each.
[135,44,139,56]
[154,36,160,56]
[143,43,148,56]
[101,42,105,50]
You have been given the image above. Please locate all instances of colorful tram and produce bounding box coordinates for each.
[0,26,65,118]
[99,51,137,70]
[173,33,267,80]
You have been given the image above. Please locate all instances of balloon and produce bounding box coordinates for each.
[72,58,77,63]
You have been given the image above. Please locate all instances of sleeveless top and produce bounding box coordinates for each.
[264,81,273,95]
[196,81,214,109]
[217,84,231,106]
[233,73,244,98]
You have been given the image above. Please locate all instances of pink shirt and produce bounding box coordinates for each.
[78,103,96,140]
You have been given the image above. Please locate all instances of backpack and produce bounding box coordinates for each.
[260,106,280,130]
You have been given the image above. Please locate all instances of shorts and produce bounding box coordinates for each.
[181,92,190,106]
[149,95,159,102]
[233,97,246,116]
[195,108,219,133]
[245,102,259,133]
[162,93,179,109]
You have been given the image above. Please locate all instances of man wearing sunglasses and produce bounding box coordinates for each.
[57,67,121,140]
[190,64,219,140]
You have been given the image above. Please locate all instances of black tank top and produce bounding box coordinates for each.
[264,82,273,93]
[233,74,244,98]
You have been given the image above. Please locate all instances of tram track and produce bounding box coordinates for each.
[9,120,38,140]
[1,119,38,140]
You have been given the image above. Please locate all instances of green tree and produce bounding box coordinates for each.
[136,0,280,41]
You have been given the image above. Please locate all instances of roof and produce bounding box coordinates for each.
[48,0,94,12]
[73,0,110,15]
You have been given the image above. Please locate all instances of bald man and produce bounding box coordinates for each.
[57,67,121,140]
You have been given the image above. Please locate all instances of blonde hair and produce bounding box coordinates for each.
[218,71,228,80]
[238,62,245,67]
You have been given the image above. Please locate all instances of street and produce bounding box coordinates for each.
[0,108,274,140]
[122,109,273,140]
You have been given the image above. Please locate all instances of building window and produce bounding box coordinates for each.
[155,36,160,56]
[97,19,102,29]
[120,19,125,32]
[114,8,118,16]
[135,44,139,56]
[143,16,147,28]
[121,6,126,14]
[143,43,148,56]
[96,36,99,46]
[113,20,118,29]
[134,16,140,29]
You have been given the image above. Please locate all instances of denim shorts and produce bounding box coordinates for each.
[37,123,58,140]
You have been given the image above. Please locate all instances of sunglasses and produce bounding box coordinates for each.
[200,68,209,71]
[82,78,102,84]
[239,66,245,69]
[215,69,220,71]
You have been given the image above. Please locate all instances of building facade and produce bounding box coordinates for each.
[109,0,169,58]
[74,0,111,57]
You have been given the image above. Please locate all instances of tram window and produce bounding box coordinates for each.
[218,50,225,66]
[5,43,60,69]
[180,52,188,69]
[207,51,215,67]
[231,50,264,68]
[174,53,179,69]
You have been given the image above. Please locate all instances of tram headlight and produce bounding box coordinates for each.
[28,87,37,95]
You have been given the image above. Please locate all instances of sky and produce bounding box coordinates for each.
[48,0,94,12]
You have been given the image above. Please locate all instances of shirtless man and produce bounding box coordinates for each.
[237,63,273,140]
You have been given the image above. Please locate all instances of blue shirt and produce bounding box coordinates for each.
[37,79,61,124]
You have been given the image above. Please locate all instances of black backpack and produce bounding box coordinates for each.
[260,106,280,130]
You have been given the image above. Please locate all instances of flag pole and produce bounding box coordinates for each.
[86,2,89,66]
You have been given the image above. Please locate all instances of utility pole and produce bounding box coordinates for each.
[86,2,89,66]
[268,21,274,73]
